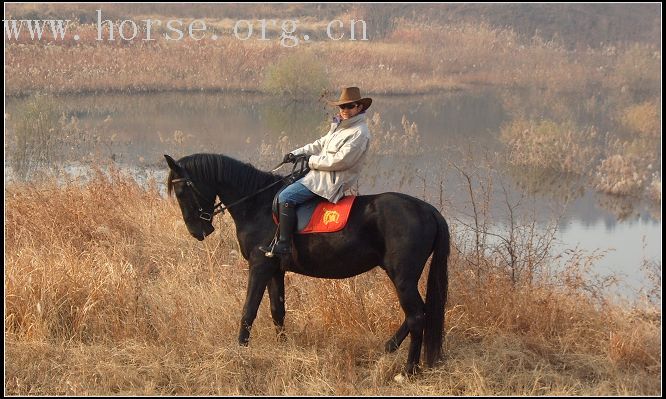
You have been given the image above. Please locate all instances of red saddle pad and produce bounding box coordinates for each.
[300,196,356,234]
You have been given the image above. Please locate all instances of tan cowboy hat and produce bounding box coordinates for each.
[327,87,372,111]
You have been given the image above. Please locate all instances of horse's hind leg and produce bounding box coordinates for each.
[385,320,409,353]
[394,281,426,374]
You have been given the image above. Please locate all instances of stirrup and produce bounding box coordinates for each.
[260,241,278,258]
[261,225,280,257]
[262,241,291,258]
[270,241,292,256]
[260,245,274,257]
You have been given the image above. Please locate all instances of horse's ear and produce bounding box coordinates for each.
[164,154,182,172]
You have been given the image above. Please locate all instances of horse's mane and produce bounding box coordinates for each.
[167,153,279,196]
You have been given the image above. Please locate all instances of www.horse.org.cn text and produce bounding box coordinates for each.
[3,10,370,48]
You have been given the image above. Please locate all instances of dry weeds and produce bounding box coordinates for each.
[4,19,660,96]
[4,168,661,395]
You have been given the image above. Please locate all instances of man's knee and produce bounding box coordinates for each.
[279,182,305,204]
[278,190,292,204]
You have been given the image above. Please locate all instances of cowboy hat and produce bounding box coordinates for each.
[327,87,372,111]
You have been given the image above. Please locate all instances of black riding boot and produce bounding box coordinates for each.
[261,203,296,257]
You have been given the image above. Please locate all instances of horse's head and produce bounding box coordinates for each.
[165,154,216,241]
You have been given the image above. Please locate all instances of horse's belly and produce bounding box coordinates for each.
[288,239,381,278]
[286,259,378,279]
[287,209,383,278]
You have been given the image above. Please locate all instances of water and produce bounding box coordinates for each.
[4,89,661,300]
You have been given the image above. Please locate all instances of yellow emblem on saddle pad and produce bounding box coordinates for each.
[322,208,340,225]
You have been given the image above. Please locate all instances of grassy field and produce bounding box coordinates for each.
[4,169,660,395]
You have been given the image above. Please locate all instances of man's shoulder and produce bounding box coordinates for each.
[339,124,368,137]
[355,121,370,136]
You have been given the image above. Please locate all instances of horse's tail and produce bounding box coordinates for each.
[424,208,450,367]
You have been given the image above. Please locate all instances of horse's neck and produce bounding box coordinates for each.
[213,161,277,224]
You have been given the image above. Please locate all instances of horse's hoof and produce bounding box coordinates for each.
[384,339,400,353]
[404,363,420,375]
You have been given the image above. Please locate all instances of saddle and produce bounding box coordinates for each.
[272,193,356,234]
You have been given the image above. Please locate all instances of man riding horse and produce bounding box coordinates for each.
[165,85,449,374]
[259,86,372,257]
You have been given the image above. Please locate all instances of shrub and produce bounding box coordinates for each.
[262,51,329,100]
[9,93,63,179]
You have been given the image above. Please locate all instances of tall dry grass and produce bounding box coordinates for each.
[4,17,660,96]
[500,118,601,175]
[499,110,661,202]
[4,167,660,395]
[592,128,661,199]
[619,100,661,139]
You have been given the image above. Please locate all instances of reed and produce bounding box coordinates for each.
[500,118,600,175]
[4,167,660,395]
[5,20,660,97]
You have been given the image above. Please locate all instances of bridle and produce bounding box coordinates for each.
[170,156,310,222]
[170,177,221,222]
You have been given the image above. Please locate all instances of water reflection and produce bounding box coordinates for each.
[503,165,587,204]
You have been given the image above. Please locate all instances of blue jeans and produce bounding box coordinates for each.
[278,179,320,206]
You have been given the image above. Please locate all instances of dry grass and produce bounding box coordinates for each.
[499,112,661,202]
[593,135,661,199]
[610,43,662,94]
[619,101,661,139]
[500,118,601,175]
[4,17,660,96]
[4,168,661,395]
[593,154,646,196]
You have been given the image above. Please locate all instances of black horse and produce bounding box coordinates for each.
[165,153,450,374]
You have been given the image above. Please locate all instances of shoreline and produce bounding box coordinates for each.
[4,85,471,100]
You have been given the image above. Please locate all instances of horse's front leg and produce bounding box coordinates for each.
[238,251,280,345]
[267,270,286,340]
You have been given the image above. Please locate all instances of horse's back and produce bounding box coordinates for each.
[289,192,442,278]
[360,192,442,263]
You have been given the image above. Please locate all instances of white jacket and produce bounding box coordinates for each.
[291,113,371,203]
